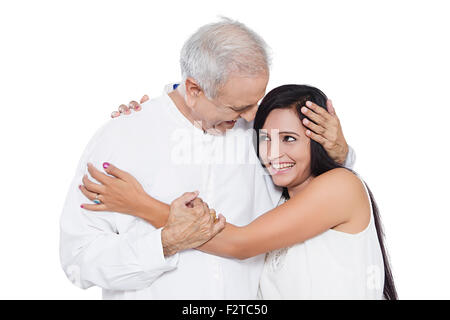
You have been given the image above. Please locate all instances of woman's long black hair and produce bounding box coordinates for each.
[253,84,397,300]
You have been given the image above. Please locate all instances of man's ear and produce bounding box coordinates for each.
[184,77,203,108]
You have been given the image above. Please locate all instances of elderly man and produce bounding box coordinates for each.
[60,18,353,299]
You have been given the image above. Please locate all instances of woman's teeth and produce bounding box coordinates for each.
[272,163,295,170]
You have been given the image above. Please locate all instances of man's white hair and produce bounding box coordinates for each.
[180,17,271,99]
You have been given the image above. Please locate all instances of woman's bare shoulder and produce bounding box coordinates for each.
[303,168,368,210]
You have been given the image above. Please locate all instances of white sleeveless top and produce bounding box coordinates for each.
[258,177,385,300]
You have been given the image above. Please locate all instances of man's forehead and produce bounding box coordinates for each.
[218,84,267,107]
[217,73,268,104]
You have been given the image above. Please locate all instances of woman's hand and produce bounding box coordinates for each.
[301,100,349,164]
[80,162,151,220]
[162,192,226,256]
[110,95,149,118]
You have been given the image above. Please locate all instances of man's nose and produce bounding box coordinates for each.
[239,105,258,122]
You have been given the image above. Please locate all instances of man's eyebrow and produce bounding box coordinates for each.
[231,104,253,111]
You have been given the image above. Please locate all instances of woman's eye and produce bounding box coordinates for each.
[283,136,296,142]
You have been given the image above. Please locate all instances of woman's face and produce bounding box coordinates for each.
[259,107,312,189]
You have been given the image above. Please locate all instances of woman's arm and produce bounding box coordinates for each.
[81,164,368,260]
[198,168,368,259]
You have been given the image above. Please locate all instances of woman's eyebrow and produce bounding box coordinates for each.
[279,131,300,137]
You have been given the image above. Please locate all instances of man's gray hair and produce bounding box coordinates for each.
[180,17,271,99]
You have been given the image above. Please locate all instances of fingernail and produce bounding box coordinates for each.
[306,101,312,107]
[78,185,82,189]
[80,205,84,208]
[302,107,308,113]
[111,111,120,118]
[303,118,309,125]
[103,162,110,169]
[306,130,311,135]
[118,104,128,113]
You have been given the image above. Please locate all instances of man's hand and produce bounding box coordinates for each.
[162,192,226,257]
[111,95,149,118]
[301,99,349,164]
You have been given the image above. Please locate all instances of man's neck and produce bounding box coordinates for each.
[168,89,205,132]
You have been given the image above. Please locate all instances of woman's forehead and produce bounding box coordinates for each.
[262,108,303,132]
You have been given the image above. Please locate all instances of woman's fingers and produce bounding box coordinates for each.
[111,111,121,118]
[118,104,131,115]
[102,162,130,180]
[80,203,108,211]
[111,95,148,118]
[128,100,139,111]
[79,184,97,201]
[82,174,104,194]
[140,95,149,104]
[87,163,112,185]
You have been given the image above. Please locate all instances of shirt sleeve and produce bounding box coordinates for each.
[59,122,179,291]
[343,145,356,169]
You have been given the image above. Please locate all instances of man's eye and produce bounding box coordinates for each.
[283,136,296,142]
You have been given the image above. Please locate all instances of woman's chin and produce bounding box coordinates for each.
[271,175,295,188]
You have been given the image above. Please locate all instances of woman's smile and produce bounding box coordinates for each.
[269,162,296,175]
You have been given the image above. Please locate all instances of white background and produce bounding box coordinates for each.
[0,0,449,299]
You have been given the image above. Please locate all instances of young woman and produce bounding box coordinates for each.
[80,85,397,299]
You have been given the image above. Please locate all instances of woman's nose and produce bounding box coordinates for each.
[267,140,283,161]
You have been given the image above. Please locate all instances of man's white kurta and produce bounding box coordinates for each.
[59,87,282,299]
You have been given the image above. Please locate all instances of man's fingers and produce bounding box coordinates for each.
[305,129,327,146]
[82,174,104,194]
[302,118,325,135]
[102,162,129,180]
[301,106,326,127]
[301,101,332,124]
[326,99,336,116]
[140,95,149,104]
[306,101,331,118]
[212,214,226,233]
[87,163,112,185]
[174,191,200,207]
[202,202,211,221]
[80,203,108,211]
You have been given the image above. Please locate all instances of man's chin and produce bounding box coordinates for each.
[217,120,237,132]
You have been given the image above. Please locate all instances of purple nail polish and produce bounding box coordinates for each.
[103,162,110,169]
[80,205,84,208]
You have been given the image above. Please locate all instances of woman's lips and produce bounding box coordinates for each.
[269,162,296,175]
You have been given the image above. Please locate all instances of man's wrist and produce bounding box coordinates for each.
[337,144,349,165]
[161,227,179,257]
